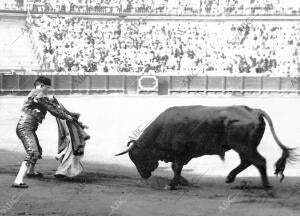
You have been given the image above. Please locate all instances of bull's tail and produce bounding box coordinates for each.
[258,109,297,182]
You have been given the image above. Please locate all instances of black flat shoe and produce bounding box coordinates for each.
[27,172,43,178]
[11,183,29,189]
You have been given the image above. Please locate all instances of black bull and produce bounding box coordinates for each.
[116,105,296,190]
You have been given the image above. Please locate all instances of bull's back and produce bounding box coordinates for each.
[159,105,258,125]
[153,105,261,147]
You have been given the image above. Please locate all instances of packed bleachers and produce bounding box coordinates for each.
[2,0,300,16]
[28,14,300,76]
[1,0,300,76]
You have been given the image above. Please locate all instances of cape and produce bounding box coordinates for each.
[54,100,90,177]
[55,118,90,177]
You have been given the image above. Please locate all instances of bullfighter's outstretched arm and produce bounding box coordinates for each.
[51,96,87,129]
[35,95,72,120]
[52,96,80,119]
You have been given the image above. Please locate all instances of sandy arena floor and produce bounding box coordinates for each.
[0,95,300,215]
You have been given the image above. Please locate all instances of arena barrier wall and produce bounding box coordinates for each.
[0,74,299,95]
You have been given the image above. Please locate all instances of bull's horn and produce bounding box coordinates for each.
[115,140,137,156]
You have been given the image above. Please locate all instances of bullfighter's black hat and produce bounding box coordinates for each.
[34,76,51,87]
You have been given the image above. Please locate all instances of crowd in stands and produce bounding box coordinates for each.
[28,14,300,76]
[2,0,300,16]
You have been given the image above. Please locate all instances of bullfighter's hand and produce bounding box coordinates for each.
[66,115,75,122]
[71,112,80,120]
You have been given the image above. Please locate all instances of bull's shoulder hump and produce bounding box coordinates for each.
[160,106,257,121]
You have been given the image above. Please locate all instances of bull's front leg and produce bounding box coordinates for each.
[165,161,183,190]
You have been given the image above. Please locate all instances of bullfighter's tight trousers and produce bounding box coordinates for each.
[16,115,42,166]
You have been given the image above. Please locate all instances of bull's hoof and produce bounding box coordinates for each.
[164,185,176,190]
[225,175,235,184]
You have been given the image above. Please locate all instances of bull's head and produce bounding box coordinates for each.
[115,140,158,179]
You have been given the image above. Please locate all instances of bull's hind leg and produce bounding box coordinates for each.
[226,154,251,183]
[246,122,271,189]
[249,116,271,189]
[251,150,272,189]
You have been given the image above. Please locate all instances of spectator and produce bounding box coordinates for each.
[29,14,300,76]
